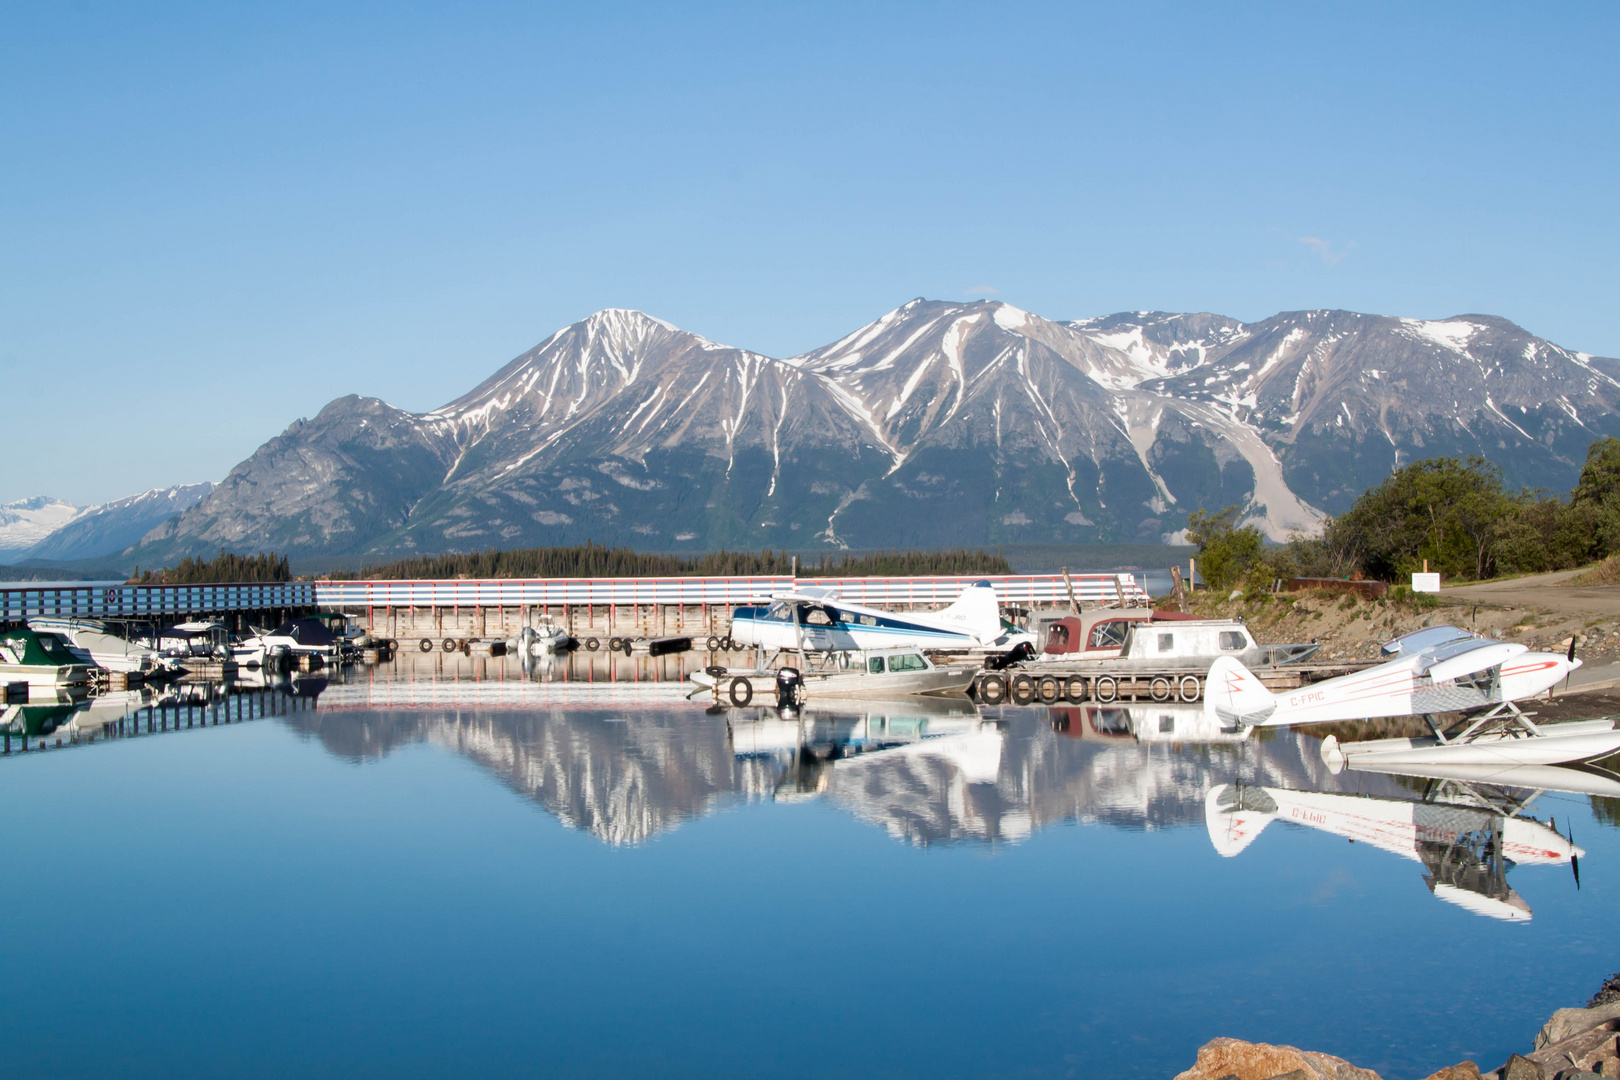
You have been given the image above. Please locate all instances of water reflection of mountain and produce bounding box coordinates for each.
[288,692,1426,847]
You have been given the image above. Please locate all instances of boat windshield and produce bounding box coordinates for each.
[1089,621,1130,649]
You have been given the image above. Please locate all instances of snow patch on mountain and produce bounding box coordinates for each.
[0,497,80,559]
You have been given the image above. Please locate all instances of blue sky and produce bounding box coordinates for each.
[3,1,1616,504]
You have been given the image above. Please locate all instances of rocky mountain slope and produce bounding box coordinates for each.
[130,302,1620,559]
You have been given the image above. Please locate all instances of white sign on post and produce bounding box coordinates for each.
[1412,572,1441,593]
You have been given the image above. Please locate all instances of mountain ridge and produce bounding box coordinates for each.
[122,300,1620,560]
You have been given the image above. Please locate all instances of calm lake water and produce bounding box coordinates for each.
[3,663,1616,1079]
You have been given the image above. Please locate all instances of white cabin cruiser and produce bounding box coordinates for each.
[1028,609,1318,670]
[236,617,341,664]
[27,617,166,675]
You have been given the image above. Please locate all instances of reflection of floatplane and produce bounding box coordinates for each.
[728,697,1000,798]
[1205,766,1600,920]
[1205,625,1620,767]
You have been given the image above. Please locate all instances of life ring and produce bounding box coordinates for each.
[707,636,720,651]
[1065,675,1088,702]
[1179,675,1201,702]
[419,638,432,652]
[728,677,753,707]
[585,638,599,651]
[1037,675,1062,703]
[1095,676,1118,702]
[1150,676,1173,702]
[1010,673,1036,704]
[441,638,456,652]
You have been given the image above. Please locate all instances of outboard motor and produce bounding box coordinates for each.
[775,667,804,708]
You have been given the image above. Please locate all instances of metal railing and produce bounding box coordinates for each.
[310,573,1149,608]
[0,582,317,621]
[1,574,1148,622]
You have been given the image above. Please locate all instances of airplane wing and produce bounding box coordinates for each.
[1382,625,1476,657]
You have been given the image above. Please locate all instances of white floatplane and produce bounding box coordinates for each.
[727,580,1026,655]
[1202,625,1619,766]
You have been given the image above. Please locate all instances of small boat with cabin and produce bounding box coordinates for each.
[0,626,96,691]
[1028,609,1318,671]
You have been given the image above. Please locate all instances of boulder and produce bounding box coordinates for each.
[1500,1055,1545,1080]
[1173,1038,1383,1080]
[1536,1003,1620,1050]
[1422,1065,1483,1080]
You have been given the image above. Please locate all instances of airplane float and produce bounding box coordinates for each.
[1203,625,1620,767]
[727,581,1029,655]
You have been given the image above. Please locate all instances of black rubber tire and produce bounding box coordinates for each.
[1010,673,1037,704]
[704,665,727,678]
[978,674,1006,703]
[1037,675,1061,704]
[585,638,599,651]
[721,636,734,651]
[441,638,456,653]
[419,639,432,653]
[621,639,635,655]
[728,677,753,707]
[1096,676,1118,702]
[1178,675,1201,702]
[706,635,720,652]
[608,637,623,651]
[1150,676,1173,702]
[1064,675,1088,702]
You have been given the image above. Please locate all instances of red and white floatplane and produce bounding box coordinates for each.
[1204,625,1620,768]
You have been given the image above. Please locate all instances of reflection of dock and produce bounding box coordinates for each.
[2,684,318,755]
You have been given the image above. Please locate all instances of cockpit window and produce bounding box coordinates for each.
[803,606,835,626]
[887,653,927,672]
[868,656,886,674]
[766,601,792,621]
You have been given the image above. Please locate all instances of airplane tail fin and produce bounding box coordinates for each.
[935,581,1005,644]
[1204,656,1279,726]
[1205,784,1276,857]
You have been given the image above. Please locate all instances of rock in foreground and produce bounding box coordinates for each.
[1173,1037,1383,1080]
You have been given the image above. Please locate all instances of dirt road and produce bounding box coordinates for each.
[1442,569,1620,618]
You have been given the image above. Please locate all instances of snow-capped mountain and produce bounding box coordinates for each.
[0,497,81,561]
[20,483,215,562]
[130,301,1620,559]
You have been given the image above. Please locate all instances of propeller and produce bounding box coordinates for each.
[1570,821,1581,890]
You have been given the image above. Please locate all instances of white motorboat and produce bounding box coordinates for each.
[510,621,572,657]
[691,647,977,705]
[0,626,96,691]
[27,617,165,675]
